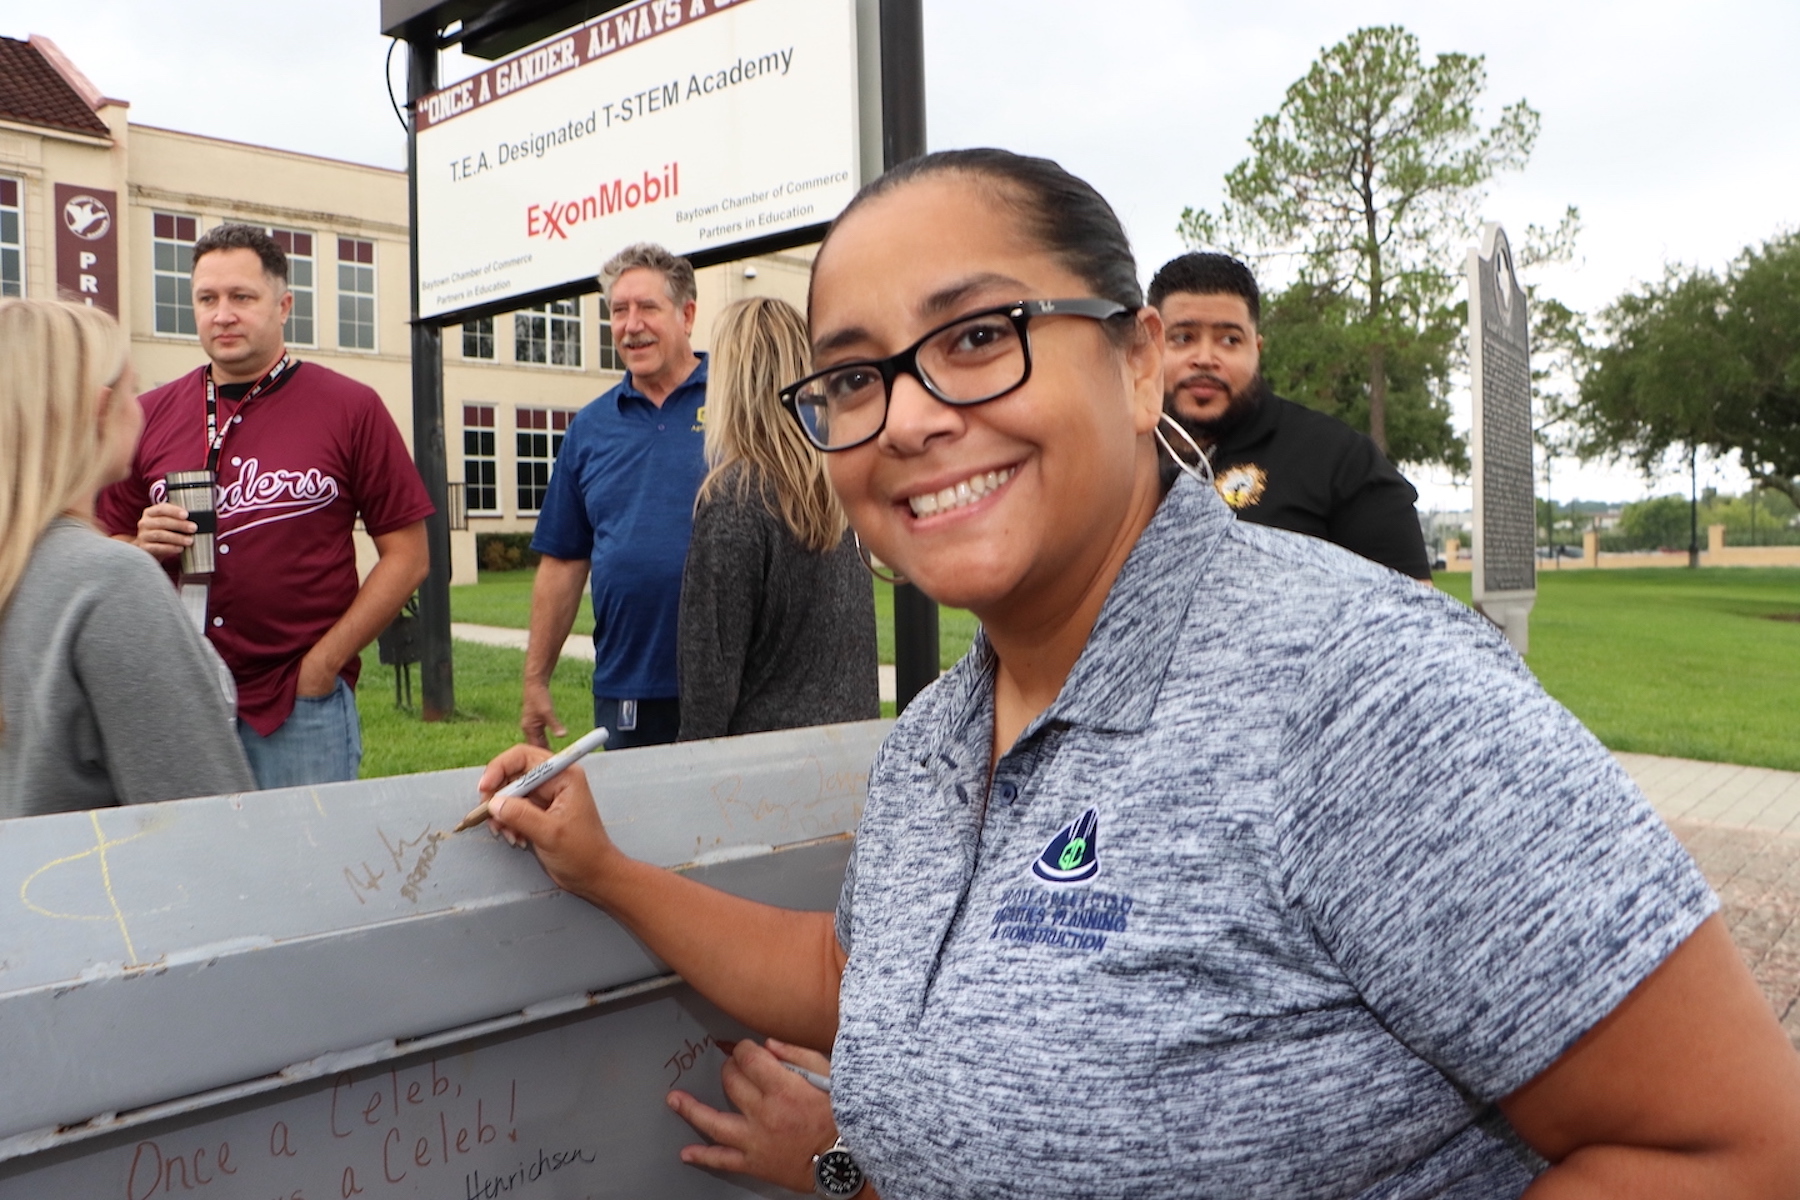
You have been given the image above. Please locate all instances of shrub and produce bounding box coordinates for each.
[476,533,541,572]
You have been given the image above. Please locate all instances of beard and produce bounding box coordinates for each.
[1164,370,1266,448]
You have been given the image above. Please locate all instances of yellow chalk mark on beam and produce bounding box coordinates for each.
[90,812,139,964]
[19,815,146,964]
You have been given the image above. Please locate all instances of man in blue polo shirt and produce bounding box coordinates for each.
[523,244,708,749]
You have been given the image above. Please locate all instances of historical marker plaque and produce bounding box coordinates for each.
[1468,223,1536,653]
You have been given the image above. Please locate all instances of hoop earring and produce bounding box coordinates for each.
[854,532,907,586]
[1154,411,1215,486]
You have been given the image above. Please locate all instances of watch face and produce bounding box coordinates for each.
[814,1148,864,1198]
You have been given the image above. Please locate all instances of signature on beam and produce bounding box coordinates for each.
[709,757,869,835]
[343,824,443,905]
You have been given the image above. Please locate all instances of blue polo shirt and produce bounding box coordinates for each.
[531,355,708,699]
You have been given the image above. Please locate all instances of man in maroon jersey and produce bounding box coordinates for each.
[99,224,431,788]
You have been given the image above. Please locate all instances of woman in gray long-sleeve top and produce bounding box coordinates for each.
[676,297,879,741]
[0,300,254,818]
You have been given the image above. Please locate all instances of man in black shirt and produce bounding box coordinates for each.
[1150,253,1432,579]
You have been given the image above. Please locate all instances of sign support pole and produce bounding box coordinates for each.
[406,35,456,720]
[880,0,937,712]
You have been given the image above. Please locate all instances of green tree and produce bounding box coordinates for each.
[1574,268,1737,474]
[1572,265,1738,564]
[1700,487,1800,545]
[1616,495,1692,551]
[1574,233,1800,513]
[1256,282,1465,469]
[1179,25,1541,462]
[1718,233,1800,506]
[1525,212,1592,532]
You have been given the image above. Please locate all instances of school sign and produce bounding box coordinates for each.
[415,0,862,319]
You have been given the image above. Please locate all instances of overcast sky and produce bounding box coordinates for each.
[8,0,1796,508]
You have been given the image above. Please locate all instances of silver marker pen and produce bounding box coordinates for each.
[452,726,610,833]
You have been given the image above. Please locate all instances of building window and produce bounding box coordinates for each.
[0,178,21,298]
[268,228,315,345]
[463,404,498,515]
[597,316,624,371]
[462,315,495,360]
[153,212,199,335]
[337,236,376,350]
[514,297,581,367]
[515,408,574,513]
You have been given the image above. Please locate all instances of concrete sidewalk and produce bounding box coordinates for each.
[1617,752,1800,1047]
[451,623,900,702]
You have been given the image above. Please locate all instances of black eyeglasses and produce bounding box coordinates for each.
[779,298,1133,451]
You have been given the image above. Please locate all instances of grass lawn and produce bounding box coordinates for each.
[368,566,1798,776]
[449,570,592,630]
[1433,568,1800,771]
[454,570,980,670]
[355,638,596,779]
[872,580,980,670]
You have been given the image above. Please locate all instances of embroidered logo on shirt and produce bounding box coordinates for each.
[1031,808,1100,884]
[989,883,1133,954]
[1215,463,1267,510]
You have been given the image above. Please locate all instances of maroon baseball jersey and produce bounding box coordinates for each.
[98,362,433,735]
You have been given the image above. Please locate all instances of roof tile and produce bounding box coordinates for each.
[0,36,111,137]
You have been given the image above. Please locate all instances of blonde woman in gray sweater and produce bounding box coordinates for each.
[676,297,879,740]
[0,300,252,817]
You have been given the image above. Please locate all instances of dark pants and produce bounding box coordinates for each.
[593,696,681,749]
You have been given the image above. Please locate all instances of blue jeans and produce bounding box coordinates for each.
[238,676,363,788]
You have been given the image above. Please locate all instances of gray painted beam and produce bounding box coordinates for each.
[0,721,886,1163]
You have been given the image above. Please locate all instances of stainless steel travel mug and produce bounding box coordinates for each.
[164,469,217,577]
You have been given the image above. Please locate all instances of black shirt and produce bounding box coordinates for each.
[1204,386,1431,579]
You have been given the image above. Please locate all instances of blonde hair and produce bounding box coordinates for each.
[697,297,847,553]
[0,299,130,619]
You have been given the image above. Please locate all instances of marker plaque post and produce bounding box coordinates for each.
[1467,223,1536,654]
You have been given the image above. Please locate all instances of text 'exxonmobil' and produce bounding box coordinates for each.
[526,164,680,241]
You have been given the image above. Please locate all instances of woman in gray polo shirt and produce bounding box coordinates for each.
[481,150,1800,1198]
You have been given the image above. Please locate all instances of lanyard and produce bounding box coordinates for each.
[203,354,293,474]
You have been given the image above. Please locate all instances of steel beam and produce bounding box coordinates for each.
[0,721,886,1173]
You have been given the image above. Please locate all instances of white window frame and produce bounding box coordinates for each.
[596,314,624,371]
[514,407,575,515]
[337,236,377,352]
[462,315,495,360]
[514,297,582,368]
[0,177,22,299]
[267,227,317,347]
[152,211,199,337]
[462,403,500,516]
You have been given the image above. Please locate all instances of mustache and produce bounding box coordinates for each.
[1172,372,1230,393]
[620,336,658,349]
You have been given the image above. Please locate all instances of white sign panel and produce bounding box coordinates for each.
[417,0,862,320]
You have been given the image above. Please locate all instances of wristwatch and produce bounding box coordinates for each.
[812,1137,865,1198]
